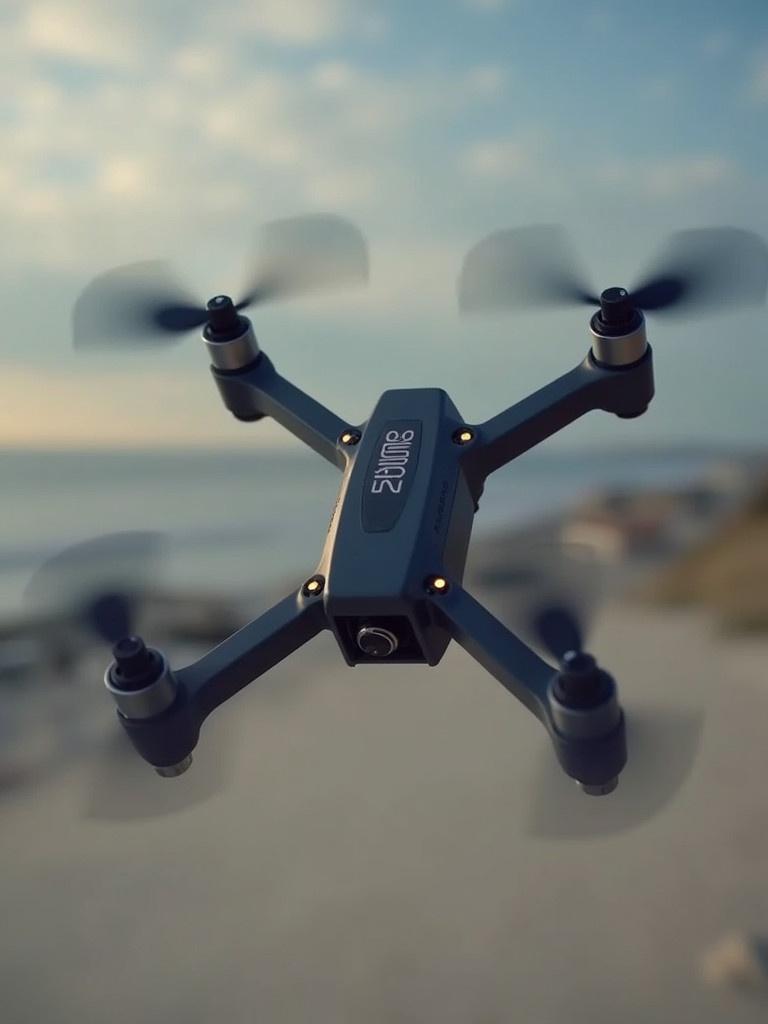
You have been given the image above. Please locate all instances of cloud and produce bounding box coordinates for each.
[20,1,140,66]
[305,167,378,206]
[1,0,758,452]
[0,366,289,448]
[310,60,358,92]
[97,156,152,198]
[461,136,542,179]
[595,155,737,198]
[641,75,675,101]
[463,0,508,11]
[463,64,506,99]
[0,14,522,278]
[238,0,346,45]
[750,52,768,102]
[700,29,734,59]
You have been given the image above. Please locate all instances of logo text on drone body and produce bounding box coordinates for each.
[370,429,416,494]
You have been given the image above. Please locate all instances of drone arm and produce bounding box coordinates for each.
[113,590,328,772]
[461,350,654,488]
[430,584,627,787]
[177,589,327,720]
[430,583,554,724]
[212,353,354,469]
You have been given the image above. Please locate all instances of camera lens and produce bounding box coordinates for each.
[356,625,399,658]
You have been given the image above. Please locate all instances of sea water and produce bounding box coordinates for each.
[0,444,745,616]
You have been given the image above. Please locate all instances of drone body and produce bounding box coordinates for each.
[68,216,766,807]
[106,300,654,796]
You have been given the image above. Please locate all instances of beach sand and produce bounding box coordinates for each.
[1,594,767,1023]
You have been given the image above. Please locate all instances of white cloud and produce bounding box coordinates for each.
[463,0,507,10]
[700,29,734,58]
[750,52,768,102]
[97,156,151,198]
[21,1,139,65]
[171,45,228,81]
[462,136,540,179]
[595,155,736,198]
[642,75,675,101]
[463,64,506,99]
[310,60,358,92]
[305,167,378,206]
[238,0,346,45]
[0,366,289,448]
[0,13,519,281]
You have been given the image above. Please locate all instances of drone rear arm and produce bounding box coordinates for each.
[430,583,554,723]
[213,352,355,470]
[430,584,627,788]
[460,349,654,493]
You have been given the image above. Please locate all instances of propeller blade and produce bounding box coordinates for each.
[527,706,704,838]
[238,213,369,309]
[23,532,239,821]
[26,532,164,644]
[631,227,768,315]
[531,603,584,660]
[73,261,206,350]
[458,224,599,313]
[84,721,231,821]
[470,539,601,662]
[85,592,134,646]
[468,540,705,834]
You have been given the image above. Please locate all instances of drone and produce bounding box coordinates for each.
[71,215,768,799]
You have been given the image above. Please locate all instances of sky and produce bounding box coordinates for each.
[1,0,768,450]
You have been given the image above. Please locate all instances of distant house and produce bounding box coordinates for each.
[560,484,732,559]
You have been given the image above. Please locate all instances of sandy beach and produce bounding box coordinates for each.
[1,585,767,1023]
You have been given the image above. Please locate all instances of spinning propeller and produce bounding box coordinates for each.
[473,542,704,836]
[458,225,768,327]
[26,533,231,820]
[73,213,369,350]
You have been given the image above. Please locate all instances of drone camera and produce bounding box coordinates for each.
[356,625,399,658]
[336,615,425,664]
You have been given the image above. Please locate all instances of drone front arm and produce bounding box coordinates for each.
[212,352,355,470]
[178,589,327,719]
[460,349,654,490]
[113,589,328,771]
[430,583,554,724]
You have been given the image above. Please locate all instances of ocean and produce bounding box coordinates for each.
[0,444,749,616]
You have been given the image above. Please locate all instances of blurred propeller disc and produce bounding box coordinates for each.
[26,532,165,642]
[73,262,206,350]
[26,532,233,818]
[527,707,704,838]
[459,223,768,322]
[72,213,369,351]
[458,224,598,313]
[470,539,602,657]
[84,720,232,822]
[238,212,369,308]
[470,538,705,835]
[630,227,768,316]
